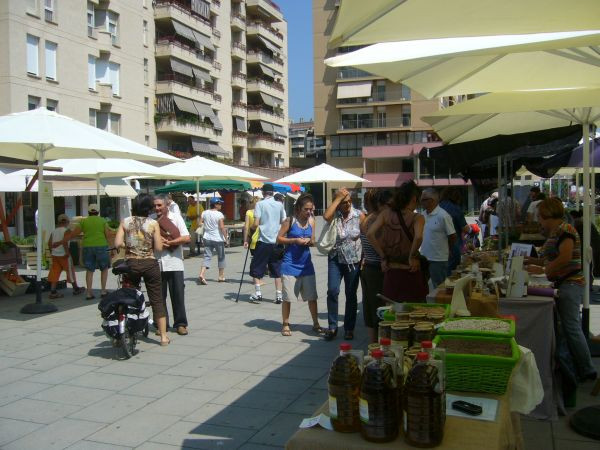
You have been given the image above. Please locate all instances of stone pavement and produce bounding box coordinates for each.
[0,243,598,449]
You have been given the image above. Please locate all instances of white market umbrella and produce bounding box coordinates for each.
[154,156,267,219]
[0,108,178,314]
[328,0,600,47]
[422,88,600,327]
[325,30,600,99]
[274,163,368,212]
[44,159,166,207]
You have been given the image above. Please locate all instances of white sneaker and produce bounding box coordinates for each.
[249,293,262,303]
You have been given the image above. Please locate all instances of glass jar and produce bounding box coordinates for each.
[378,321,394,340]
[390,324,410,348]
[413,324,435,344]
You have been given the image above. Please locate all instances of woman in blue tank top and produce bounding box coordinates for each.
[276,193,323,336]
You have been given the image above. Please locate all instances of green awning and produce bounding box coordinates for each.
[155,179,251,193]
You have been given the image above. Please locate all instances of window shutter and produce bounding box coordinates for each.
[109,62,120,96]
[26,35,39,75]
[44,41,57,80]
[88,55,96,89]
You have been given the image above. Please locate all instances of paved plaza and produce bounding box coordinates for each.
[0,240,599,449]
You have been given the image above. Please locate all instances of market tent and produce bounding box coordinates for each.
[155,179,252,193]
[328,0,600,47]
[0,107,177,314]
[325,30,600,99]
[275,163,368,211]
[422,88,600,329]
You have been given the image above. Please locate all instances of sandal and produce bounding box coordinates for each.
[160,338,170,347]
[281,323,292,337]
[198,277,208,285]
[218,277,226,283]
[85,294,95,300]
[72,287,85,296]
[312,325,325,334]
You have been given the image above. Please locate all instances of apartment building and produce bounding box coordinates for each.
[289,119,325,167]
[312,0,470,206]
[0,0,289,168]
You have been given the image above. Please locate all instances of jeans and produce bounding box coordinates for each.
[555,282,596,379]
[161,271,187,328]
[428,260,448,289]
[326,255,360,332]
[203,240,226,269]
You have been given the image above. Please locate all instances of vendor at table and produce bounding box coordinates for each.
[524,198,597,383]
[186,195,204,256]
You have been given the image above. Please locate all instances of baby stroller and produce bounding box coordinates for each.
[98,260,149,359]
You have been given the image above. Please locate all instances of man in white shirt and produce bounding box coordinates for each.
[153,194,191,335]
[249,183,286,304]
[420,188,457,288]
[167,193,182,217]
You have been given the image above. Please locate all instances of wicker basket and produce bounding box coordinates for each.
[437,317,515,338]
[433,335,520,394]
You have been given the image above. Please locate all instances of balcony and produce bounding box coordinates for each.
[232,101,247,116]
[156,37,214,72]
[231,41,246,60]
[154,0,213,38]
[246,0,283,22]
[95,29,117,53]
[247,50,283,69]
[156,74,217,105]
[247,21,284,45]
[212,28,221,42]
[248,133,285,152]
[231,72,247,89]
[155,115,218,140]
[247,77,284,98]
[232,131,248,147]
[231,12,246,31]
[362,172,415,188]
[210,0,220,14]
[336,66,376,81]
[336,95,411,107]
[362,142,442,159]
[247,106,285,124]
[338,117,411,132]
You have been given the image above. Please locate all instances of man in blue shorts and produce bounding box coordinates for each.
[249,184,286,303]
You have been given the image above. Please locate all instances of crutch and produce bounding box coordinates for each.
[235,245,251,303]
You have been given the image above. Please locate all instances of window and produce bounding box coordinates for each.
[143,20,148,46]
[107,11,118,45]
[89,109,120,134]
[374,81,385,102]
[44,0,54,22]
[401,105,411,126]
[87,55,96,90]
[28,96,41,111]
[109,62,120,96]
[44,41,57,80]
[143,58,149,84]
[144,97,149,123]
[26,34,40,76]
[26,0,39,16]
[87,2,95,37]
[46,99,58,111]
[401,84,411,101]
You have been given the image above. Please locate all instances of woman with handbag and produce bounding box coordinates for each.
[367,180,429,303]
[276,193,322,336]
[323,188,364,341]
[114,194,168,346]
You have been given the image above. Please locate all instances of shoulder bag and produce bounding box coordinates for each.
[316,216,338,255]
[157,215,181,252]
[397,212,429,280]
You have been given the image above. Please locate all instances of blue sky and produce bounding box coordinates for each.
[277,0,313,123]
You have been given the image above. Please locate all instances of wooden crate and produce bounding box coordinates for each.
[0,272,30,297]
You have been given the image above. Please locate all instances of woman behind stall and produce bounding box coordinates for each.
[360,188,392,344]
[525,198,596,382]
[114,194,168,346]
[367,180,428,303]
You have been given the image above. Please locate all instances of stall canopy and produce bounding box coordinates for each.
[155,179,252,193]
[328,0,600,48]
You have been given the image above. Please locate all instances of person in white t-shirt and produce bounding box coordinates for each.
[48,214,84,299]
[198,197,227,284]
[527,193,546,223]
[420,188,457,288]
[167,193,182,218]
[152,195,191,336]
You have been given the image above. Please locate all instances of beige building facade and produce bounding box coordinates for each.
[312,0,469,206]
[0,0,289,168]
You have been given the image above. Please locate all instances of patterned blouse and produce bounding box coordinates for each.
[331,207,362,265]
[540,222,584,286]
[123,216,158,259]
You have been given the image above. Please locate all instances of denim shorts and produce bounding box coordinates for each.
[82,246,110,272]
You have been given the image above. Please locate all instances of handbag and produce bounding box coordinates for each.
[396,212,430,280]
[316,216,339,255]
[157,215,181,252]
